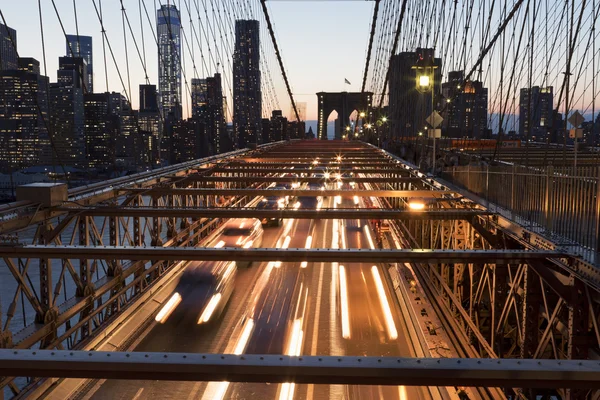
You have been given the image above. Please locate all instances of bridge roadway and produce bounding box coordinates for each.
[84,195,434,400]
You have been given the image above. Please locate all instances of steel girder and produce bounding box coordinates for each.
[1,350,599,389]
[0,178,268,353]
[0,246,566,263]
[170,176,421,183]
[121,188,450,198]
[211,167,405,174]
[57,207,492,220]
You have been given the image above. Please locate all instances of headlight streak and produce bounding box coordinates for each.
[197,293,222,324]
[154,292,182,324]
[371,265,398,340]
[339,265,351,339]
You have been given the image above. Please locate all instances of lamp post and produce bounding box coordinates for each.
[414,56,438,174]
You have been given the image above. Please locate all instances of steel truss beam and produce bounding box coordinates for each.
[120,188,449,198]
[57,207,492,220]
[227,162,394,167]
[0,350,598,389]
[0,246,566,263]
[171,176,421,183]
[211,167,405,174]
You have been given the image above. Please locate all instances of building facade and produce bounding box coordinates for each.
[191,78,207,119]
[519,86,554,140]
[0,58,49,171]
[157,4,182,120]
[233,19,261,149]
[441,70,488,138]
[388,48,441,139]
[139,84,161,165]
[83,93,112,168]
[0,24,17,71]
[65,35,93,93]
[206,73,226,154]
[49,57,86,167]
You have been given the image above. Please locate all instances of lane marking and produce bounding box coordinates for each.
[131,388,144,400]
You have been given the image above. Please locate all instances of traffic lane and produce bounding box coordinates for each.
[225,217,313,399]
[88,219,287,400]
[343,218,425,400]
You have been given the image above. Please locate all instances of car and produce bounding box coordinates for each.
[217,218,264,267]
[297,195,323,209]
[156,260,236,326]
[270,185,291,205]
[257,198,283,227]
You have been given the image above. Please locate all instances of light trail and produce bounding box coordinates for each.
[371,265,398,340]
[339,264,351,339]
[197,293,222,324]
[234,318,255,355]
[154,292,182,324]
[301,235,313,268]
[275,235,292,267]
[364,225,375,249]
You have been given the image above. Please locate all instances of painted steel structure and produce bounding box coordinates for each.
[0,140,598,400]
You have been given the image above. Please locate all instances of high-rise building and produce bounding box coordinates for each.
[65,35,93,92]
[138,84,161,165]
[261,118,271,143]
[57,56,87,91]
[139,84,158,112]
[233,19,261,149]
[442,70,488,138]
[83,93,112,168]
[388,48,441,139]
[0,24,17,71]
[269,110,288,143]
[191,78,208,119]
[206,73,226,154]
[49,57,85,167]
[157,4,182,120]
[519,86,554,139]
[0,57,49,171]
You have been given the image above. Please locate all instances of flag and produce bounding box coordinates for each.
[344,78,351,85]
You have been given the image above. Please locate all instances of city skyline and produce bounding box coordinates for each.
[0,1,372,122]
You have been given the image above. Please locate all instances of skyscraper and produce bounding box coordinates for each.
[0,24,17,71]
[388,48,441,139]
[83,93,112,168]
[157,4,182,120]
[206,73,226,154]
[233,19,261,149]
[49,57,86,167]
[138,84,161,166]
[0,57,49,171]
[442,70,488,138]
[65,35,93,92]
[519,86,554,139]
[191,78,208,119]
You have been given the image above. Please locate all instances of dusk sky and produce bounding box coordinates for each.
[2,1,598,134]
[0,1,372,123]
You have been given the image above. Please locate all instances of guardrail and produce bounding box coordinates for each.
[440,164,600,263]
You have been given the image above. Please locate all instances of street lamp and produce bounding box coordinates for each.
[381,117,387,123]
[413,53,439,174]
[359,112,366,118]
[418,75,431,90]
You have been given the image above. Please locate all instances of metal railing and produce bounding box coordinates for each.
[441,164,600,262]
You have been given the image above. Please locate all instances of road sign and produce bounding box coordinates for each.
[568,111,584,128]
[426,111,444,128]
[428,129,442,138]
[569,129,583,139]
